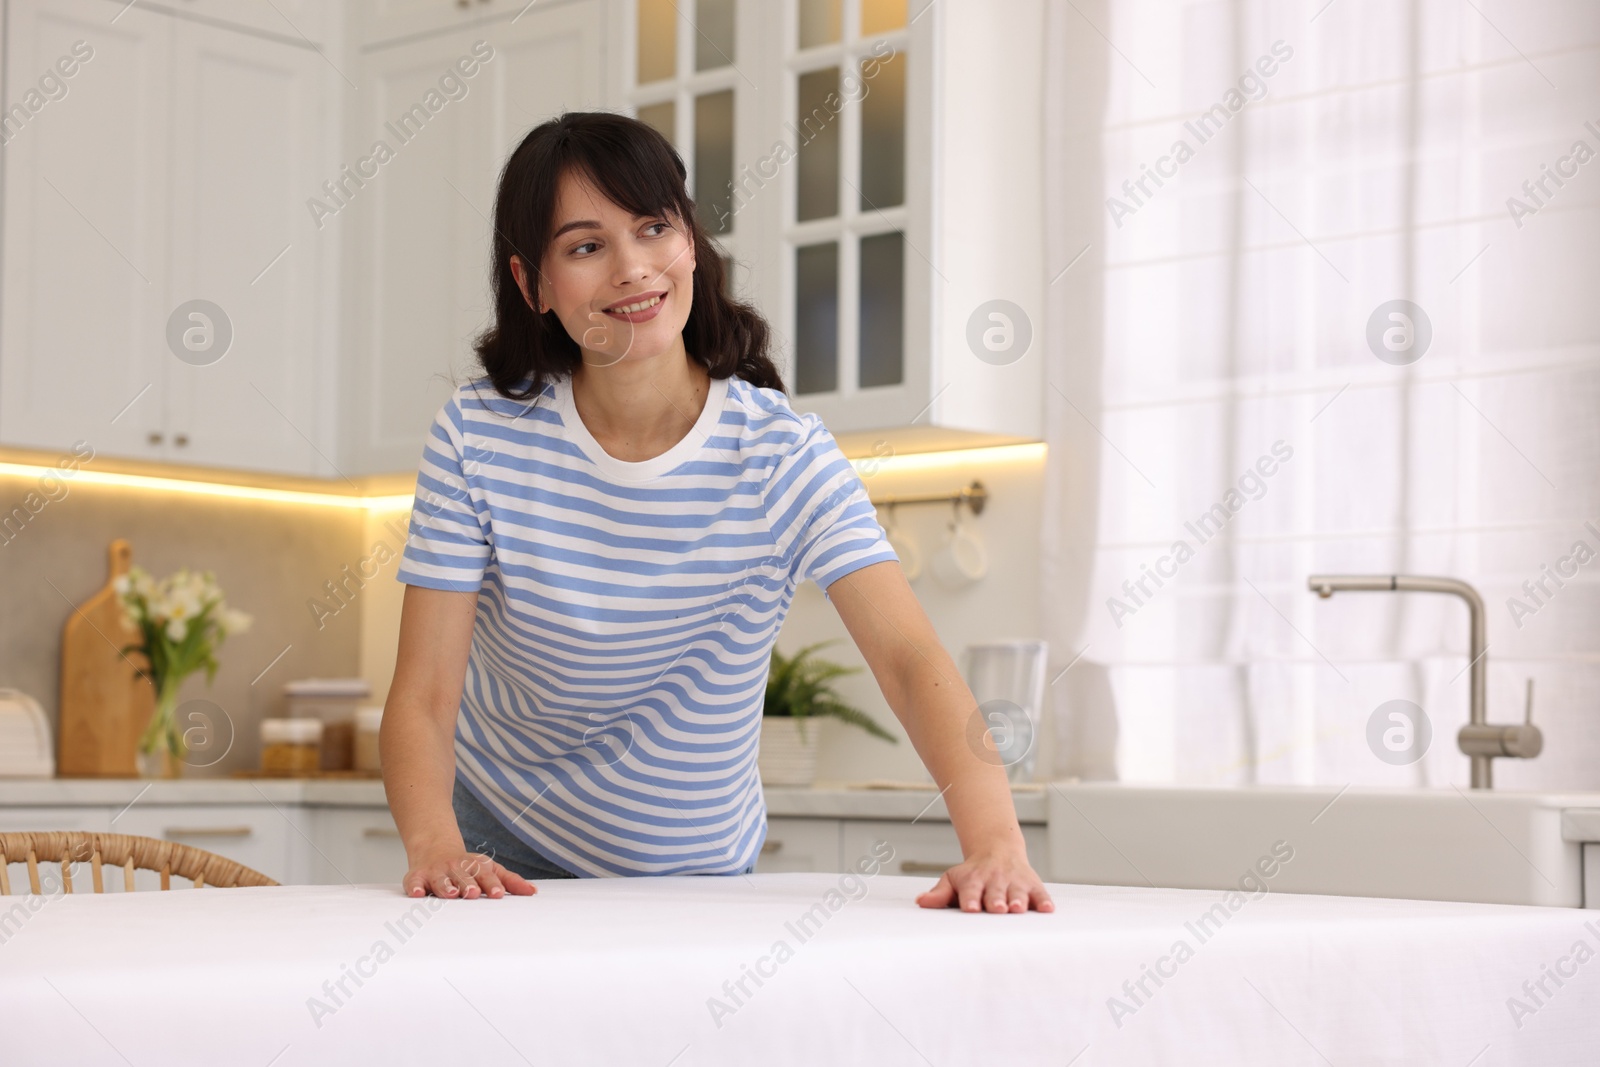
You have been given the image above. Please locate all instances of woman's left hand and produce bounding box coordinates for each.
[915,848,1055,913]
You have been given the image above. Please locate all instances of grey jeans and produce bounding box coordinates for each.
[452,777,578,880]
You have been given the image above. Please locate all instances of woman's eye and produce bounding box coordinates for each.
[572,241,598,255]
[644,222,670,237]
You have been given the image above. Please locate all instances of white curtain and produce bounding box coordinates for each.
[1040,0,1600,790]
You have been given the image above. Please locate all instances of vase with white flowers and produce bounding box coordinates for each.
[114,565,252,778]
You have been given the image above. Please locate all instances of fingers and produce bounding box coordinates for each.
[495,863,538,897]
[956,875,985,913]
[925,862,1055,914]
[435,863,467,895]
[914,872,956,910]
[404,852,539,899]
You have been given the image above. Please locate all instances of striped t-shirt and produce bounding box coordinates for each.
[395,369,898,877]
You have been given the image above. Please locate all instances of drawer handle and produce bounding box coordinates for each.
[362,827,402,838]
[900,861,950,875]
[164,826,252,838]
[760,840,782,854]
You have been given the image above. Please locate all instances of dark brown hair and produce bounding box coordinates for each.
[473,111,785,401]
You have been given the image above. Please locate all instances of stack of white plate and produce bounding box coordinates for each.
[0,688,53,777]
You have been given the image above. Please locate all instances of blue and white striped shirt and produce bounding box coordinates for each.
[395,370,898,876]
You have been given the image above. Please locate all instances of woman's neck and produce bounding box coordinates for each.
[569,338,712,458]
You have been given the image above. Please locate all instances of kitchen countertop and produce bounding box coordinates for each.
[0,778,1049,822]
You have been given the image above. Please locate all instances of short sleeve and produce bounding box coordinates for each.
[395,393,492,593]
[766,412,899,597]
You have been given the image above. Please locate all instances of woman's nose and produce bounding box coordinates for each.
[612,240,654,288]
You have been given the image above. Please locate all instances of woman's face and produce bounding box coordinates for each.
[519,171,696,367]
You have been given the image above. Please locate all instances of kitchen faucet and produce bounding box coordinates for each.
[1306,575,1541,789]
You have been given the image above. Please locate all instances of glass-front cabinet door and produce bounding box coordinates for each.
[620,0,936,438]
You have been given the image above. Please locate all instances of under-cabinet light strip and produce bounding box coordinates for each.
[0,443,1045,511]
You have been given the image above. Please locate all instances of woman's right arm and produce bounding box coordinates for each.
[381,583,535,899]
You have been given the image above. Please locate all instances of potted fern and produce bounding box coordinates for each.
[761,639,896,786]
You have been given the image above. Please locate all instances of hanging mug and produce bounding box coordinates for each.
[930,507,987,589]
[881,503,922,582]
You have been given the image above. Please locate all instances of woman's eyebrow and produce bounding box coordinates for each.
[553,211,669,240]
[552,219,602,239]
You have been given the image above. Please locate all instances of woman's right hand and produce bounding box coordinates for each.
[403,846,537,899]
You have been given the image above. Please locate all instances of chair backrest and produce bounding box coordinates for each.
[0,831,278,894]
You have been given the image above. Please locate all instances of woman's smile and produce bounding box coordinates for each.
[602,290,667,324]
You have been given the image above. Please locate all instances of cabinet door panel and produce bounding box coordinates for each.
[756,817,840,873]
[165,21,329,475]
[0,0,170,460]
[341,30,494,476]
[113,804,293,888]
[0,805,112,896]
[343,3,603,474]
[840,819,1048,880]
[308,806,409,886]
[158,0,330,44]
[357,0,540,45]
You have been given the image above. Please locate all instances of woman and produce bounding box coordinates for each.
[383,112,1051,915]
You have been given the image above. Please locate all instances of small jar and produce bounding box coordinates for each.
[284,678,369,771]
[354,705,383,773]
[261,718,323,776]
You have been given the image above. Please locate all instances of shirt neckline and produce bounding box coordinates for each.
[553,371,731,482]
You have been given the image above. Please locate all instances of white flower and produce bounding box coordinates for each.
[113,575,130,596]
[165,617,188,643]
[170,587,203,620]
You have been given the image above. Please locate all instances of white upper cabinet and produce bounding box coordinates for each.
[0,0,337,475]
[619,0,1046,451]
[152,1,333,44]
[1,0,173,463]
[338,1,607,474]
[164,19,335,475]
[2,0,1038,478]
[353,0,583,46]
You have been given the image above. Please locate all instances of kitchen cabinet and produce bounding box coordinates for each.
[0,806,109,834]
[141,0,333,43]
[337,0,606,475]
[0,783,1051,890]
[112,804,294,889]
[619,0,1046,451]
[0,0,336,476]
[305,805,409,885]
[1,0,1036,482]
[0,0,173,466]
[755,816,842,873]
[354,0,582,45]
[841,818,1050,880]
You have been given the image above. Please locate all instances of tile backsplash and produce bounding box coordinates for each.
[0,472,367,777]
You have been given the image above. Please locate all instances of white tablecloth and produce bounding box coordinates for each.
[1,873,1595,1065]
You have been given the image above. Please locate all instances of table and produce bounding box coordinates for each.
[1,873,1595,1065]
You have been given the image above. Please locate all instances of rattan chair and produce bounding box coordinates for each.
[0,831,278,893]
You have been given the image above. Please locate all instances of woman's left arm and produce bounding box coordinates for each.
[824,560,1055,914]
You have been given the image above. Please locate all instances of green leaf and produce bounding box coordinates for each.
[761,638,895,743]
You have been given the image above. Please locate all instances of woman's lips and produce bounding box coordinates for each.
[602,292,666,324]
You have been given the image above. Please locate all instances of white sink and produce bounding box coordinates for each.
[1046,782,1600,908]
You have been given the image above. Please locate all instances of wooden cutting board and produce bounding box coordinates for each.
[57,539,155,777]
